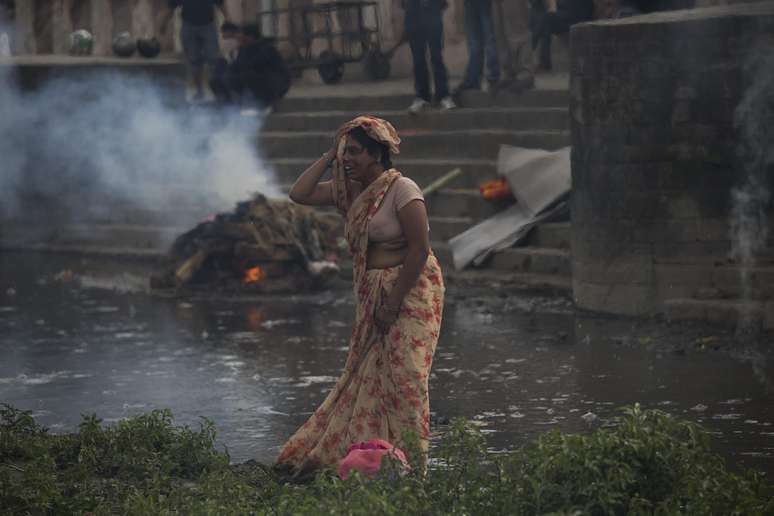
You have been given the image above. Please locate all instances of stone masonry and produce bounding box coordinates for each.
[570,2,774,324]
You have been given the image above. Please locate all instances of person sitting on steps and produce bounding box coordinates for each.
[212,23,291,114]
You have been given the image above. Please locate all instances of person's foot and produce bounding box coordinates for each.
[452,82,480,97]
[408,98,431,115]
[439,96,457,111]
[486,79,501,95]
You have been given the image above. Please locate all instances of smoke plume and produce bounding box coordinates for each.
[731,50,773,307]
[0,58,279,231]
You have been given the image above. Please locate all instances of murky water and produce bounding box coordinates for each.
[1,252,773,477]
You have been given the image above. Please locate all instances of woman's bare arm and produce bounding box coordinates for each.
[375,199,431,331]
[288,148,336,206]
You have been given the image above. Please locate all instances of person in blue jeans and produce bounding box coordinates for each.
[456,0,501,94]
[160,0,231,102]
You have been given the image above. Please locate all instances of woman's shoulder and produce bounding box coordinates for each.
[394,176,422,193]
[391,175,424,210]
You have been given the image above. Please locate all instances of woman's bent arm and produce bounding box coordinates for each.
[288,148,336,206]
[384,200,431,311]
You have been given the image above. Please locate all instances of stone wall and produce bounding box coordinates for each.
[570,2,774,317]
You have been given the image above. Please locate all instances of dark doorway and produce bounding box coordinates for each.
[70,0,92,32]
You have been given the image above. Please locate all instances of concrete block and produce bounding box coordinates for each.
[765,301,774,331]
[574,256,653,285]
[664,299,707,323]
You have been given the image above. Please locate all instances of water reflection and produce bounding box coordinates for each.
[1,252,773,476]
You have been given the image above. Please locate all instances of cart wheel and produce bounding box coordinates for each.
[318,51,345,84]
[362,50,391,81]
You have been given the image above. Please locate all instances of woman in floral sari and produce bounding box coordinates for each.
[276,116,445,476]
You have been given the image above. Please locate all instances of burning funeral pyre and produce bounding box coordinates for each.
[150,194,345,293]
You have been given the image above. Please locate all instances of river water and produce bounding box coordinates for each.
[1,252,773,478]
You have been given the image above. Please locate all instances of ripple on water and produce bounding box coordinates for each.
[0,371,85,385]
[293,376,337,388]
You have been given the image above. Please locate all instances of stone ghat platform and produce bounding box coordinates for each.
[0,54,186,91]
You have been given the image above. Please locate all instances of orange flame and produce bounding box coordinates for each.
[243,266,266,284]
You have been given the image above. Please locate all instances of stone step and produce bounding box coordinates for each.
[2,224,184,251]
[424,189,508,220]
[489,247,572,275]
[268,158,499,188]
[429,216,473,242]
[525,222,572,250]
[276,182,504,222]
[276,89,570,113]
[1,218,470,253]
[444,269,573,295]
[261,130,570,160]
[653,263,774,301]
[664,298,774,331]
[264,107,569,133]
[433,242,571,276]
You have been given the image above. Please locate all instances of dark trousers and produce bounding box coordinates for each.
[530,8,574,70]
[406,6,450,102]
[462,0,500,88]
[210,58,233,103]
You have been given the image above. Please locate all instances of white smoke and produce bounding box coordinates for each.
[0,59,279,229]
[731,51,773,314]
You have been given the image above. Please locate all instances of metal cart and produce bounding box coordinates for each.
[258,1,391,84]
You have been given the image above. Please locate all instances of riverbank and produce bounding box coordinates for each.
[2,249,774,475]
[1,404,772,515]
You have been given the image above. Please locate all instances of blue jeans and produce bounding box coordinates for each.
[462,0,500,88]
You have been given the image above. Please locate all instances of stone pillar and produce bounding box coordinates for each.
[53,0,72,55]
[570,3,774,317]
[14,1,35,54]
[132,0,155,40]
[91,0,111,55]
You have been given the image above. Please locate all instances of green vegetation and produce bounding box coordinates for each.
[1,403,772,515]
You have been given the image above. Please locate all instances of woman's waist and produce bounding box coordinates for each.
[364,241,440,271]
[366,241,408,270]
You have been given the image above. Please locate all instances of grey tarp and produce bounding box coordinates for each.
[449,145,571,270]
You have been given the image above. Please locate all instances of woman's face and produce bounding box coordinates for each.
[341,135,378,182]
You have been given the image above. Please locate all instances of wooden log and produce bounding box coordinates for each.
[422,168,463,197]
[174,249,209,286]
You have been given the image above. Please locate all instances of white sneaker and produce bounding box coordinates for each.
[408,98,431,114]
[439,96,457,111]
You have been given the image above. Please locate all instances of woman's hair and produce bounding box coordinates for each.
[348,126,393,170]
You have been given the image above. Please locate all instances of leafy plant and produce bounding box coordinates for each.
[1,403,772,515]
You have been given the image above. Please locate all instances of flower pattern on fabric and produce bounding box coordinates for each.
[276,166,444,473]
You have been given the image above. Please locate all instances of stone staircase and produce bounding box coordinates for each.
[0,74,574,291]
[268,86,572,288]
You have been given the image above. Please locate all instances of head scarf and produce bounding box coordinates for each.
[331,116,401,215]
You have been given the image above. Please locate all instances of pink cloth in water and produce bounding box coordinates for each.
[337,439,410,480]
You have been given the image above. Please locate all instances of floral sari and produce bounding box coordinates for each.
[276,163,445,473]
